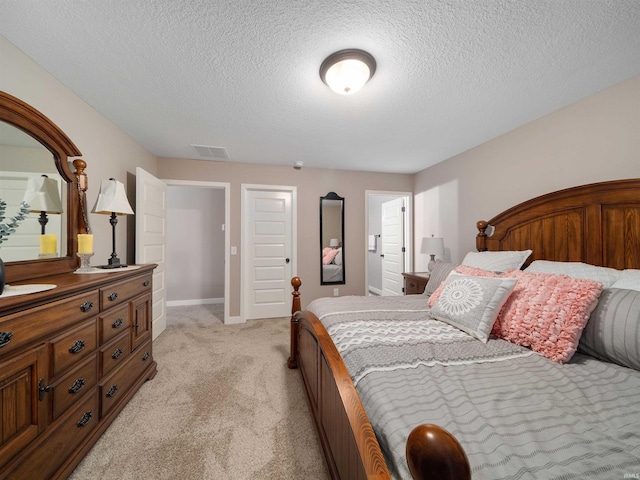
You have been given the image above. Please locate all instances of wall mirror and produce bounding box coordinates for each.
[0,91,88,283]
[320,192,345,285]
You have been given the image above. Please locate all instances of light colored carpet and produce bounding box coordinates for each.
[69,304,329,479]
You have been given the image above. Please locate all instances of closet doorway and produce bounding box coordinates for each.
[365,191,412,296]
[165,180,230,323]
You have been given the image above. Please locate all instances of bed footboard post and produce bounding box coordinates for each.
[476,220,488,251]
[287,276,302,369]
[406,424,471,480]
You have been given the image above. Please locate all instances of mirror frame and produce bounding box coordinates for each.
[1,91,87,282]
[320,191,345,286]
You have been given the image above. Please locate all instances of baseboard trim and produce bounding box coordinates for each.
[166,298,224,307]
[368,286,382,296]
[224,316,244,325]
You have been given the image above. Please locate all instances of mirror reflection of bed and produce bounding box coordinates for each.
[320,192,344,285]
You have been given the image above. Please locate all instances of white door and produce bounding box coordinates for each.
[381,197,405,295]
[242,186,296,320]
[135,168,167,339]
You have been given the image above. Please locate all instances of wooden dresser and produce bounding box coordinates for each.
[0,264,157,480]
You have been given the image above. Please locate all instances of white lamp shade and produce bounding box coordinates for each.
[23,175,63,213]
[420,236,444,255]
[324,59,372,95]
[92,179,134,215]
[329,238,339,247]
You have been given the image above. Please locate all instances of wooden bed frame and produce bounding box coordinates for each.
[288,178,640,480]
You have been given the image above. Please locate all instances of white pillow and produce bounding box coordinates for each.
[430,273,517,343]
[610,269,640,291]
[461,250,532,273]
[525,260,621,288]
[333,248,343,265]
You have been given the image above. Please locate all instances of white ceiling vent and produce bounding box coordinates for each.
[191,144,229,160]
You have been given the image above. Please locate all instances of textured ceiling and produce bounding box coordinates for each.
[1,1,639,174]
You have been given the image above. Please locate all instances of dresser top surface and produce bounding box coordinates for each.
[0,263,156,316]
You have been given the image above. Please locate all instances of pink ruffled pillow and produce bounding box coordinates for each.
[494,270,603,363]
[322,248,339,265]
[428,265,501,307]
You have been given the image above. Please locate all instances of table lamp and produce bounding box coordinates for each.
[420,235,444,272]
[92,178,134,268]
[23,174,63,232]
[23,175,63,256]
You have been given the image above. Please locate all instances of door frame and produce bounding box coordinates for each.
[365,190,413,296]
[241,184,297,321]
[163,179,232,324]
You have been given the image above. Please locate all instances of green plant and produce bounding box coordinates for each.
[0,200,30,245]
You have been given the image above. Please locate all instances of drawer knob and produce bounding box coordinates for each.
[112,348,123,359]
[108,292,118,301]
[106,384,118,398]
[112,318,123,329]
[142,352,150,361]
[77,411,93,427]
[69,339,86,354]
[80,301,93,312]
[0,331,13,348]
[69,377,86,394]
[143,280,150,287]
[38,379,51,401]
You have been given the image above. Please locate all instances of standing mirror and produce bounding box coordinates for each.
[320,192,345,285]
[0,91,88,283]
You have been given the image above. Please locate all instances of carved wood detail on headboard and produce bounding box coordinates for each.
[476,179,640,269]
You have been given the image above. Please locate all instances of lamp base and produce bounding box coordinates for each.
[427,254,436,272]
[98,256,127,269]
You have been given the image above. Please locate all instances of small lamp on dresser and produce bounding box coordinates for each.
[92,178,134,268]
[421,235,444,272]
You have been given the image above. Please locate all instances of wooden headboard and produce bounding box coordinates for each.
[476,179,640,270]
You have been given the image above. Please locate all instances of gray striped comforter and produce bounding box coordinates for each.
[306,295,640,480]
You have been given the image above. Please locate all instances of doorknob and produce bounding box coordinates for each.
[286,258,290,264]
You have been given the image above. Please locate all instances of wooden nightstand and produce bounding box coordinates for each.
[402,272,430,295]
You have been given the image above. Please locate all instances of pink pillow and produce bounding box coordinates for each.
[322,248,339,265]
[428,265,501,307]
[494,270,603,363]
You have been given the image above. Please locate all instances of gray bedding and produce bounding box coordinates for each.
[306,295,640,480]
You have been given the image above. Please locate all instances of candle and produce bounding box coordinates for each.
[40,234,57,255]
[78,234,94,254]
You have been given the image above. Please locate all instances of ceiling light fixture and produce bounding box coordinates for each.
[320,49,376,95]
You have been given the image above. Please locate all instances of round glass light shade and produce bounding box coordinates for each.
[320,49,376,95]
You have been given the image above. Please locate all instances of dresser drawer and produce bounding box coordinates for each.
[49,320,98,377]
[0,290,99,358]
[402,273,430,295]
[99,330,131,377]
[51,356,98,421]
[99,303,130,343]
[405,279,427,294]
[100,339,152,418]
[7,391,99,480]
[100,274,152,309]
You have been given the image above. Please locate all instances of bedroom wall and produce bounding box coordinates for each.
[414,75,640,267]
[0,37,157,265]
[156,158,413,314]
[166,186,225,304]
